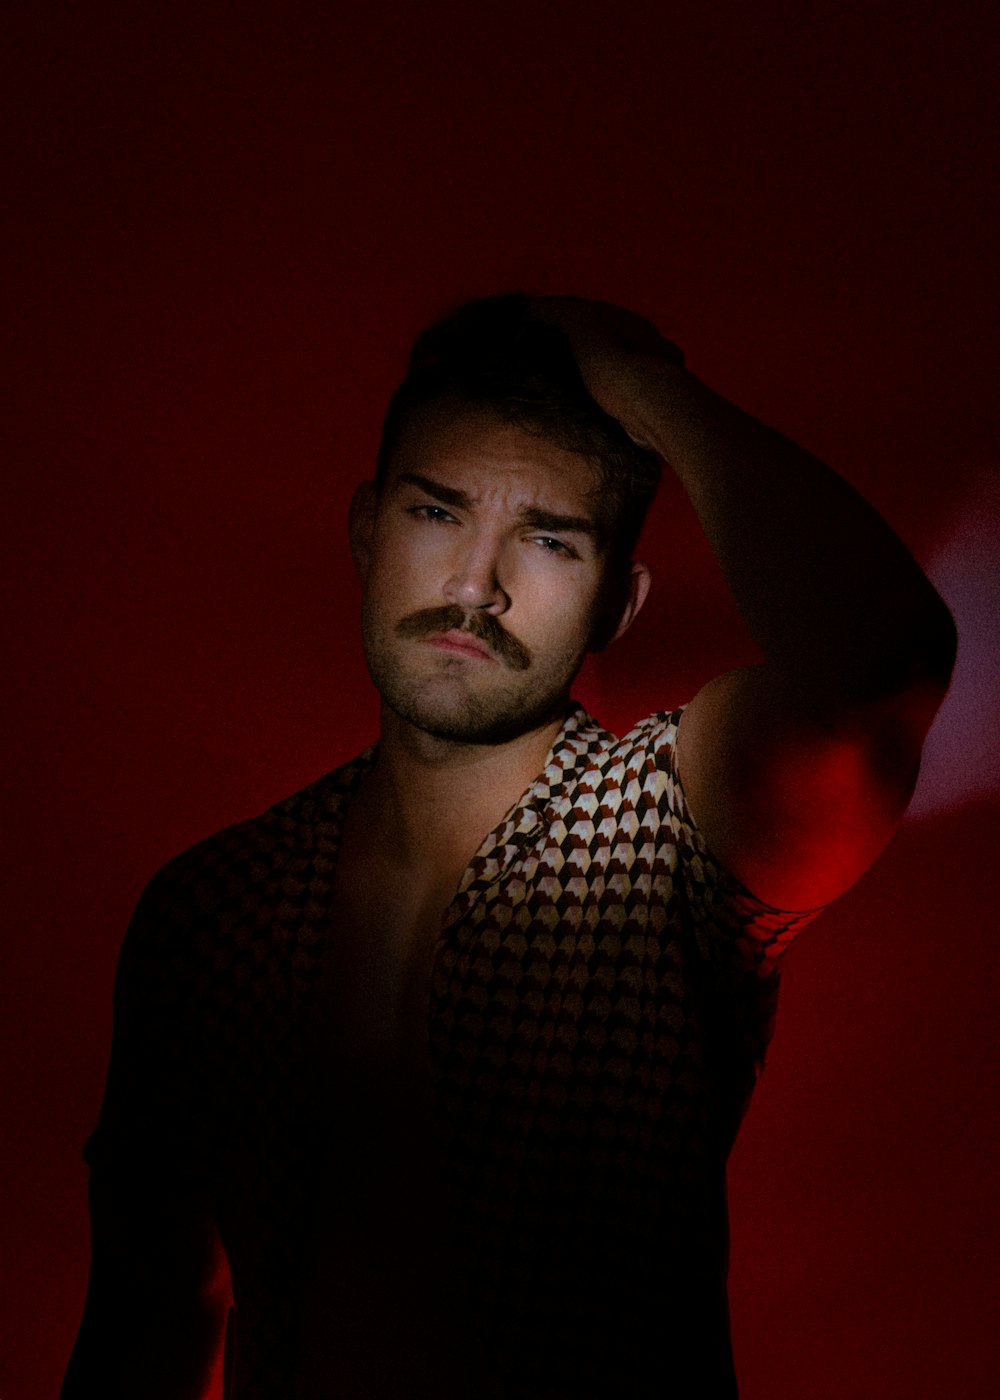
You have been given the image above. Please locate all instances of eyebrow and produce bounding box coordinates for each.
[397,471,470,509]
[396,471,599,537]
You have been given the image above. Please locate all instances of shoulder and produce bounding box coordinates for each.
[560,703,684,773]
[577,706,825,965]
[151,749,370,898]
[118,748,374,977]
[548,704,700,870]
[618,708,685,770]
[567,704,687,806]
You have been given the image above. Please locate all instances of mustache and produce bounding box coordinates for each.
[396,604,532,672]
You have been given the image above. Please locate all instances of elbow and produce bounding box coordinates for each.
[865,598,957,740]
[812,596,958,723]
[895,593,958,700]
[868,591,957,703]
[923,596,958,688]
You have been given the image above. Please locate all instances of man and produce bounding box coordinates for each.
[62,294,956,1398]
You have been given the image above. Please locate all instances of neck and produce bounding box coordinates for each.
[360,703,568,871]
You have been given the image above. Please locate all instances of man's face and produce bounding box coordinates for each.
[352,400,638,745]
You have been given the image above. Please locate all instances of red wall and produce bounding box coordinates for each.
[4,2,998,1395]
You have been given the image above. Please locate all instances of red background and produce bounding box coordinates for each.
[3,2,998,1395]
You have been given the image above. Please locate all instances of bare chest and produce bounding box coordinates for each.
[321,850,463,1072]
[294,856,476,1391]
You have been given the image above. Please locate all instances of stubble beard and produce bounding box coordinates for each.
[362,602,587,746]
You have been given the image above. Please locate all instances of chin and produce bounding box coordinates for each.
[391,690,566,746]
[375,667,571,746]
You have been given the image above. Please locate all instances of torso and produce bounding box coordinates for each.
[291,810,479,1397]
[122,707,786,1397]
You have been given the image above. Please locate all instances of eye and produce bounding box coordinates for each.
[409,504,457,524]
[533,535,577,558]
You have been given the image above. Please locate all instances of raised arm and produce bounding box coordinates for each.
[537,297,956,910]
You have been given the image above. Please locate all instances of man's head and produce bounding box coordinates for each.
[351,295,658,744]
[375,293,662,563]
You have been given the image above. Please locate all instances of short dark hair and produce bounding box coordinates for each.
[375,294,662,561]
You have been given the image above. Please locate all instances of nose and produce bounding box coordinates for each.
[442,534,510,614]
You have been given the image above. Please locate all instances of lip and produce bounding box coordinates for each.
[424,630,495,661]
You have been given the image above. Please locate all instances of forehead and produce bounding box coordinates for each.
[386,398,601,511]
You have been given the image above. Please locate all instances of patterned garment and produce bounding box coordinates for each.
[85,703,822,1398]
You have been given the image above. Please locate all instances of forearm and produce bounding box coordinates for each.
[625,356,956,706]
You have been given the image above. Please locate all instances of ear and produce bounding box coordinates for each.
[609,559,652,643]
[348,480,378,581]
[589,559,652,652]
